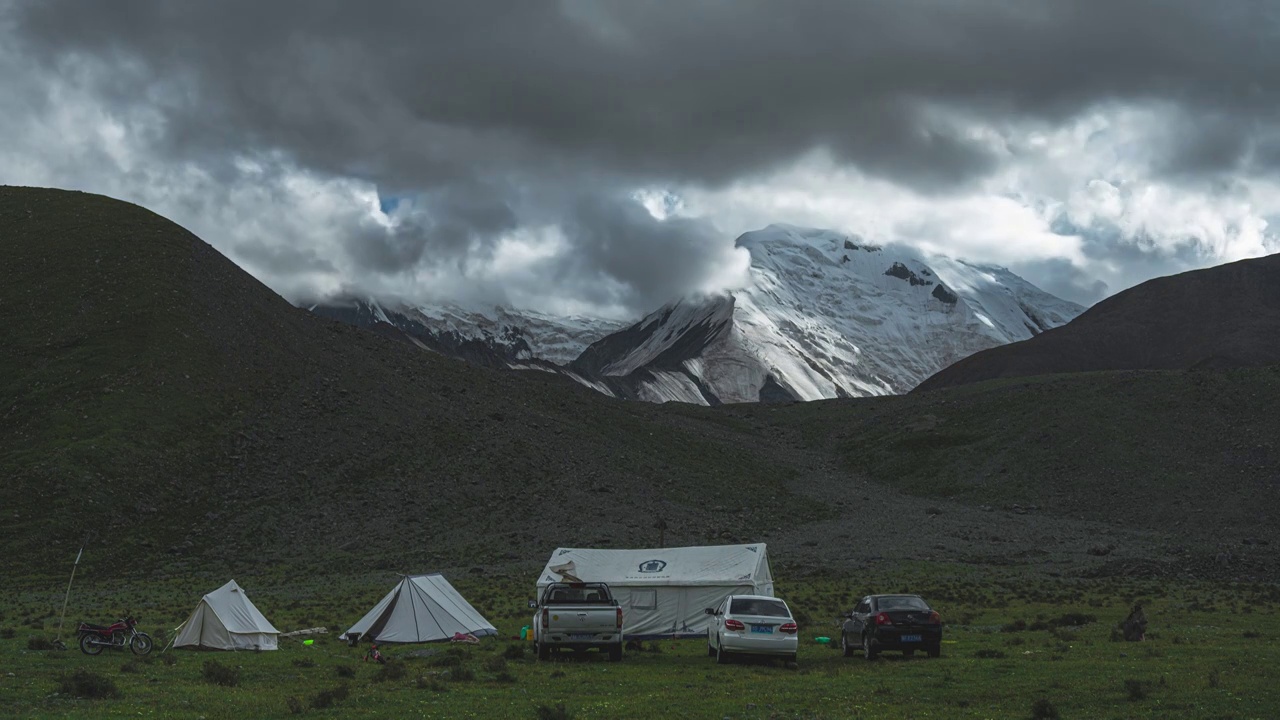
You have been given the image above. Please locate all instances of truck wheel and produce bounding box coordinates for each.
[536,642,550,661]
[608,644,622,662]
[927,646,941,658]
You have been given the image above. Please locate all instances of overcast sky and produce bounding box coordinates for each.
[4,1,1279,318]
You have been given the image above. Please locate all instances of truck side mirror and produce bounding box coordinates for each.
[528,600,538,609]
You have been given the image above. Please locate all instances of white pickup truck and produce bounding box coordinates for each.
[531,582,624,661]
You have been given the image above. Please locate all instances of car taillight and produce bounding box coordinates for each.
[927,611,941,624]
[779,622,798,634]
[616,607,624,629]
[724,618,745,631]
[541,608,549,628]
[875,612,893,626]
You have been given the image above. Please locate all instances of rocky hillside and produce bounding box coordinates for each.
[917,253,1280,392]
[3,187,1276,583]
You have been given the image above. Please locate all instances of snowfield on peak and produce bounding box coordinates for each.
[570,225,1084,404]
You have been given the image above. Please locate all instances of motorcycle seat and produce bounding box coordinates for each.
[80,623,110,631]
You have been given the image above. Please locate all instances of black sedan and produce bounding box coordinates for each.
[840,594,942,659]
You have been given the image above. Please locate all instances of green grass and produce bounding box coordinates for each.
[3,568,1278,718]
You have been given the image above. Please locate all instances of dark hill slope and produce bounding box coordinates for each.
[916,254,1280,392]
[4,187,1278,583]
[0,187,819,575]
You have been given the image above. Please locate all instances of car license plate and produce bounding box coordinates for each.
[570,634,593,640]
[901,634,922,642]
[751,625,773,634]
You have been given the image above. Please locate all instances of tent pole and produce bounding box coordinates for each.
[53,543,85,648]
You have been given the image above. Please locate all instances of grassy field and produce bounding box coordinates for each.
[3,566,1278,719]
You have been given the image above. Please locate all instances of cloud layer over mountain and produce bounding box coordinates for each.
[3,1,1278,315]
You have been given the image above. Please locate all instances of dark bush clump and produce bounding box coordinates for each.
[503,643,527,660]
[428,653,462,668]
[372,660,407,683]
[416,675,449,692]
[1243,630,1261,639]
[494,670,518,683]
[1000,620,1026,633]
[535,703,574,720]
[119,661,142,674]
[1029,698,1060,720]
[973,649,1007,659]
[160,653,178,667]
[0,628,15,639]
[59,668,121,699]
[310,684,350,710]
[335,664,356,678]
[1125,679,1148,701]
[292,658,316,668]
[1053,613,1096,627]
[286,696,305,715]
[483,656,508,673]
[448,667,476,682]
[27,636,55,651]
[202,659,240,687]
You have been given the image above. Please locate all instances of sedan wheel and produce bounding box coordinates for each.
[841,633,855,658]
[862,633,878,661]
[715,636,732,665]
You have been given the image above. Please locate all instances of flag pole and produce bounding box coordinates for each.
[53,542,85,649]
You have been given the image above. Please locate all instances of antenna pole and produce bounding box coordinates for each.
[54,543,85,647]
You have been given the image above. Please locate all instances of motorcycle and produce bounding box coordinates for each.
[77,616,153,656]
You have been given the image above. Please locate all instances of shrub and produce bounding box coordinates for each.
[1000,620,1026,633]
[202,660,240,687]
[0,628,15,639]
[503,643,527,660]
[428,653,462,668]
[494,670,518,683]
[59,668,121,699]
[973,649,1006,659]
[160,653,178,667]
[292,658,316,668]
[483,656,508,673]
[310,684,350,710]
[1207,669,1221,689]
[448,667,476,682]
[1124,679,1148,701]
[1243,630,1261,639]
[1029,698,1060,720]
[335,664,356,678]
[286,696,305,715]
[1052,613,1096,627]
[416,676,449,692]
[372,661,407,683]
[27,636,54,651]
[119,661,142,674]
[535,703,574,720]
[644,641,663,653]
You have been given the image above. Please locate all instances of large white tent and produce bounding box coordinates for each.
[342,574,497,644]
[173,580,280,651]
[537,544,773,639]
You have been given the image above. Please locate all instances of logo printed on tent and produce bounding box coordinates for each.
[637,559,667,573]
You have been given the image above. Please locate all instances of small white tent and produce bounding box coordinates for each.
[174,580,280,651]
[343,574,497,644]
[537,544,773,639]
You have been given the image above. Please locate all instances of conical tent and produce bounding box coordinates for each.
[174,580,280,650]
[343,574,497,643]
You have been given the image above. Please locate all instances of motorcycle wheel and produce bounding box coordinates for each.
[130,633,154,656]
[79,634,104,656]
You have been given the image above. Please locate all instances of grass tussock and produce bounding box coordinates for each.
[59,668,121,699]
[202,660,240,687]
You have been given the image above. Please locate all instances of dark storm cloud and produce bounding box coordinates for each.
[5,0,1280,313]
[12,0,1280,190]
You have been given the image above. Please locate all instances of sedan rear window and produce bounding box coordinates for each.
[730,598,790,617]
[876,596,929,611]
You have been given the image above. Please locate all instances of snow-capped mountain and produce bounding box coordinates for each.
[308,299,627,368]
[571,224,1084,404]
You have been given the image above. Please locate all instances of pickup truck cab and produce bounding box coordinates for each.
[532,582,624,661]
